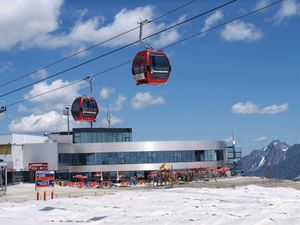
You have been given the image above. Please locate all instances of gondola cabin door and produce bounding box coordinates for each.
[133,51,147,85]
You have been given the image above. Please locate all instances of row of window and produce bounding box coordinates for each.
[59,150,224,166]
[74,132,132,143]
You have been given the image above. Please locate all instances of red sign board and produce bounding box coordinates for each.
[35,170,55,190]
[29,162,48,171]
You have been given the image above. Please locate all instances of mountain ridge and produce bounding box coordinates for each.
[240,140,300,180]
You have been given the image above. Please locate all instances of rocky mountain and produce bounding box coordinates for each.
[240,139,300,180]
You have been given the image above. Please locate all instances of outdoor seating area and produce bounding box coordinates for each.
[147,166,231,186]
[56,165,231,189]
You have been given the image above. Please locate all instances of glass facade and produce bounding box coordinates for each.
[59,150,224,166]
[226,146,242,171]
[73,128,132,143]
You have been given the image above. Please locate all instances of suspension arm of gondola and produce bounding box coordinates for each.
[138,19,152,49]
[84,76,94,97]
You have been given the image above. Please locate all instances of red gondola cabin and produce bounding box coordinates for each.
[132,49,171,85]
[71,97,99,122]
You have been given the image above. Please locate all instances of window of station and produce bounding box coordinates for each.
[204,151,216,161]
[74,131,132,143]
[59,150,223,166]
[215,150,224,161]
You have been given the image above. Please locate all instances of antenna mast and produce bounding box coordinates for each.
[232,126,236,146]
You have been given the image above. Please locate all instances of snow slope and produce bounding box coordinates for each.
[0,186,300,225]
[1,186,300,225]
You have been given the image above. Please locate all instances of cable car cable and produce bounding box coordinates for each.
[163,0,285,50]
[5,60,132,108]
[0,0,198,89]
[4,0,284,109]
[149,0,198,23]
[0,0,238,98]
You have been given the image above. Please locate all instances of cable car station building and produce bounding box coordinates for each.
[0,128,227,181]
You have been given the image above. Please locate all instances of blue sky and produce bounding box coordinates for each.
[0,0,299,155]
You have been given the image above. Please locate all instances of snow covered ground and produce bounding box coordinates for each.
[1,185,300,225]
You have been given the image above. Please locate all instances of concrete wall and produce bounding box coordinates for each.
[23,143,58,171]
[0,134,48,171]
[11,145,23,171]
[50,135,72,144]
[11,134,48,144]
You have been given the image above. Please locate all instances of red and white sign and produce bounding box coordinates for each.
[29,162,48,171]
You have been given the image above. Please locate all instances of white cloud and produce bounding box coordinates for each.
[1,4,182,51]
[255,0,271,10]
[151,15,186,49]
[67,44,90,58]
[61,6,153,48]
[24,79,84,113]
[54,5,182,49]
[18,104,30,113]
[76,8,89,22]
[202,10,223,33]
[232,101,288,114]
[254,136,267,142]
[100,87,115,99]
[225,137,233,143]
[275,0,300,22]
[110,95,127,112]
[261,103,289,114]
[152,29,180,49]
[131,92,165,110]
[8,111,66,132]
[0,0,63,51]
[221,21,263,42]
[30,69,48,80]
[0,61,14,74]
[101,115,123,127]
[232,101,259,114]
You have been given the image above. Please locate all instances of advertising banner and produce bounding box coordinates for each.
[35,170,55,190]
[29,162,48,171]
